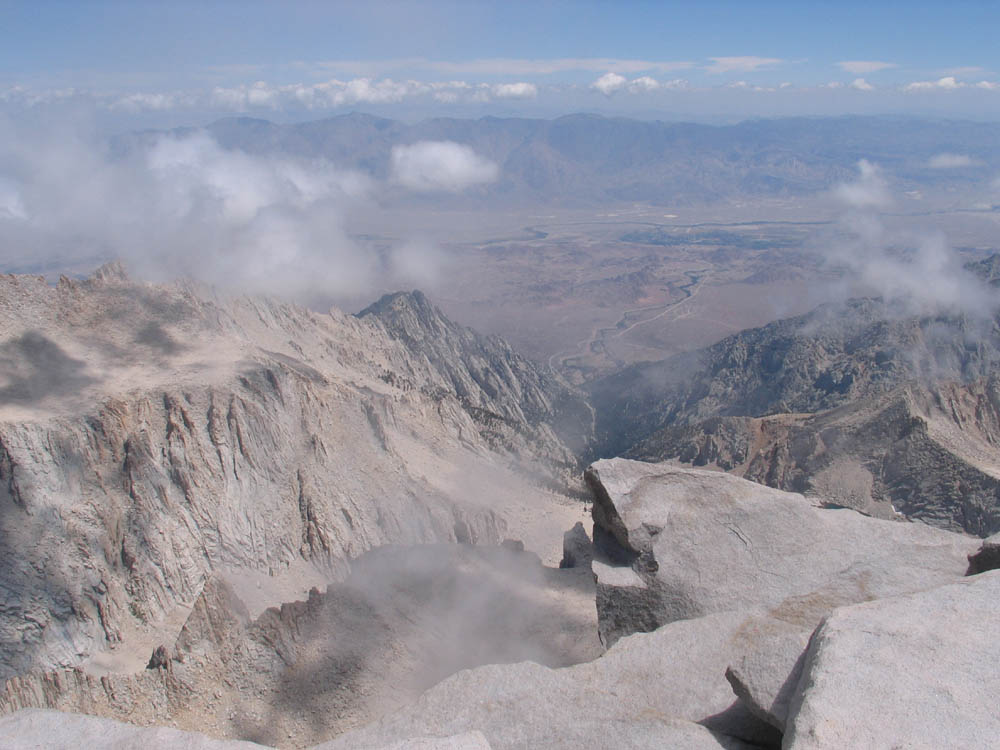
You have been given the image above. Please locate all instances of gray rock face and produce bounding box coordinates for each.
[0,268,586,682]
[315,610,798,750]
[586,458,979,646]
[724,629,811,731]
[783,570,1000,749]
[173,576,251,659]
[0,709,271,749]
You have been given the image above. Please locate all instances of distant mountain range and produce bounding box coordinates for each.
[121,113,1000,207]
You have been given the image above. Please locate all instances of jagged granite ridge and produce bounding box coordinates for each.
[0,266,588,682]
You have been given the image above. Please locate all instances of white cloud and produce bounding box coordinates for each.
[390,141,499,192]
[591,72,627,95]
[102,76,551,113]
[927,153,978,168]
[590,73,688,95]
[827,164,994,319]
[705,56,783,74]
[850,78,875,91]
[387,238,448,290]
[0,117,385,300]
[725,80,777,92]
[833,159,892,209]
[903,76,963,91]
[837,61,896,74]
[491,82,537,99]
[628,76,661,92]
[903,76,999,92]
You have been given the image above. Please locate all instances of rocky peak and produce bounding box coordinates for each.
[89,260,130,284]
[357,290,447,344]
[359,290,594,460]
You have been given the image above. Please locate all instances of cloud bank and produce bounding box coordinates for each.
[390,141,499,192]
[590,72,687,95]
[0,116,458,301]
[825,160,994,319]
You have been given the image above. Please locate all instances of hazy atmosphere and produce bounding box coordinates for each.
[1,3,999,750]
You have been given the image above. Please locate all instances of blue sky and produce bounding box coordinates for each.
[2,1,999,124]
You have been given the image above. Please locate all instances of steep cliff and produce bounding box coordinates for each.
[0,266,590,682]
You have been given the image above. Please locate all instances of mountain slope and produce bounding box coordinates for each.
[626,377,1000,535]
[0,265,590,682]
[589,297,1000,459]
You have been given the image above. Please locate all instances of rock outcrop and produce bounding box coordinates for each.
[585,458,978,646]
[724,629,811,731]
[783,570,1000,749]
[358,290,593,462]
[0,267,588,683]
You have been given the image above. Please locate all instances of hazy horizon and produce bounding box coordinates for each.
[3,1,1000,129]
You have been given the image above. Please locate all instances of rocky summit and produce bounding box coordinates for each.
[0,266,996,750]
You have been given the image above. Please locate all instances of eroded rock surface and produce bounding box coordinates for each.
[590,291,1000,536]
